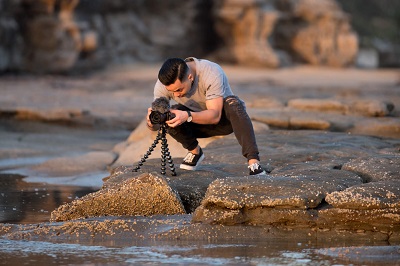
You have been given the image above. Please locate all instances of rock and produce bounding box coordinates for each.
[355,48,379,69]
[288,98,394,117]
[29,151,116,177]
[50,172,185,221]
[289,115,331,130]
[349,100,394,117]
[185,131,400,232]
[212,0,280,67]
[9,108,92,123]
[288,99,348,113]
[317,208,400,233]
[248,99,399,138]
[103,165,219,214]
[274,0,358,67]
[250,109,344,131]
[17,0,82,73]
[0,35,399,249]
[192,172,362,225]
[342,156,400,182]
[78,0,212,65]
[1,0,364,73]
[350,118,400,139]
[250,109,290,128]
[372,38,400,68]
[0,3,23,72]
[247,97,285,109]
[326,180,400,209]
[1,123,399,241]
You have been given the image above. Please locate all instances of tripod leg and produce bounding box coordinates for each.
[132,129,161,172]
[132,124,176,176]
[160,131,167,175]
[160,125,177,176]
[166,149,176,176]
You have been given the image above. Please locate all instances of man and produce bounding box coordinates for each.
[146,57,266,175]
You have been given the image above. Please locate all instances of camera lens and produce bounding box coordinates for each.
[150,111,166,124]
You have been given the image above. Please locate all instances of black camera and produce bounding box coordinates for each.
[149,97,176,125]
[149,110,175,124]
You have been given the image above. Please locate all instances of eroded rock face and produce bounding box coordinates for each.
[50,172,185,222]
[192,174,400,233]
[16,0,84,73]
[212,0,280,67]
[192,172,362,225]
[274,0,358,67]
[287,99,395,117]
[190,131,400,234]
[249,97,399,139]
[0,0,359,73]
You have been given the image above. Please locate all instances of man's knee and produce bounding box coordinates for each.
[224,95,246,116]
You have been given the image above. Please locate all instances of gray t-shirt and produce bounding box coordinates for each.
[153,57,233,112]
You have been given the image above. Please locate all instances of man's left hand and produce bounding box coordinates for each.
[166,109,188,128]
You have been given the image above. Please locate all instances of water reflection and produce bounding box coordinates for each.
[1,238,398,266]
[0,238,336,265]
[0,174,97,224]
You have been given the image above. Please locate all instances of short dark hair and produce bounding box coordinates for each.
[158,58,188,86]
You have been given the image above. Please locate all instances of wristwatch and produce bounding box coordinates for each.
[186,110,193,122]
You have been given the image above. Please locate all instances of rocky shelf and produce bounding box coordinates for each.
[2,130,399,244]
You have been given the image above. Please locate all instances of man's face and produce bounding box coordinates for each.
[165,75,192,98]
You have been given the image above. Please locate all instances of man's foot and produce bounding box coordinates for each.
[248,162,267,175]
[180,147,205,171]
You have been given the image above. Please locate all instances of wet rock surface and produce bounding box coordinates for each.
[36,130,400,243]
[50,172,185,222]
[191,133,400,240]
[0,65,399,245]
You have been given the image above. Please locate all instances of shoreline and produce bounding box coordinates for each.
[0,64,399,247]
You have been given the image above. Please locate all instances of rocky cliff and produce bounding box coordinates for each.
[0,0,362,73]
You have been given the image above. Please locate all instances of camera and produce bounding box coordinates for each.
[149,97,176,125]
[149,110,175,124]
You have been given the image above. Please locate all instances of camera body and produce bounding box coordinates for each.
[149,110,175,124]
[149,97,175,125]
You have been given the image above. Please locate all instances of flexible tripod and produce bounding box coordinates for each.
[132,123,177,176]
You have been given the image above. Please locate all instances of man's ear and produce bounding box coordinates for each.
[188,73,193,83]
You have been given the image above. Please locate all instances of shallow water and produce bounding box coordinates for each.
[1,174,400,266]
[0,174,97,224]
[0,238,331,265]
[1,237,400,266]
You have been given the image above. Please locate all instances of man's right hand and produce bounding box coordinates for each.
[146,107,153,128]
[146,107,160,131]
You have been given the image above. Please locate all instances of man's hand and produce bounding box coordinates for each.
[166,109,188,128]
[146,107,153,127]
[165,97,223,127]
[146,107,159,131]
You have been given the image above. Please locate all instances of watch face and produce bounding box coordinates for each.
[186,110,192,122]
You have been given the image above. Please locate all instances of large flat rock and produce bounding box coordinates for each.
[191,172,362,225]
